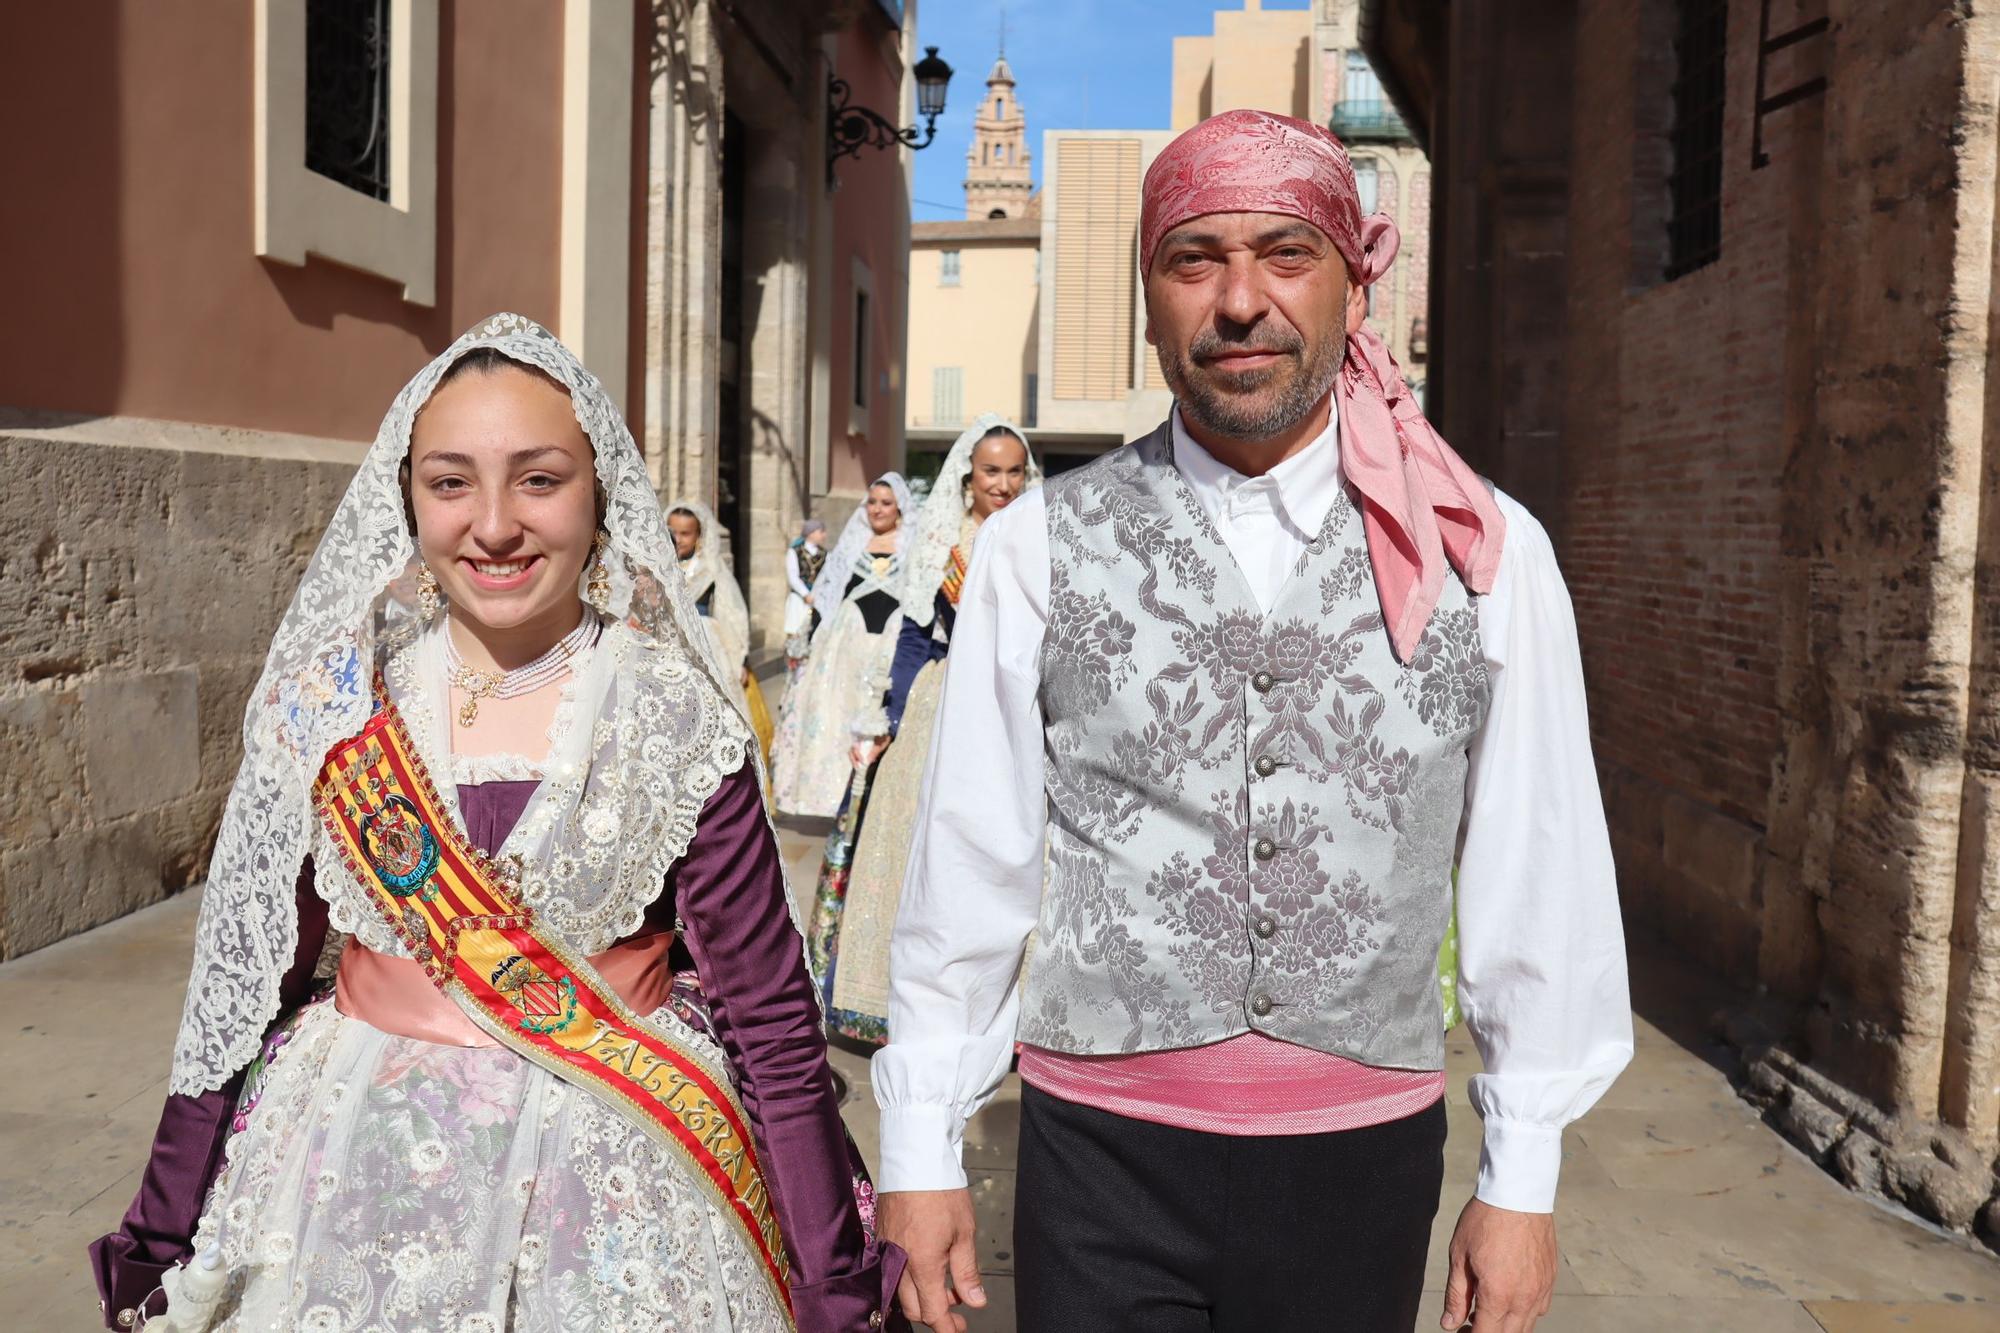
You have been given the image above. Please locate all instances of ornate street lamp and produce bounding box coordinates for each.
[827,46,953,184]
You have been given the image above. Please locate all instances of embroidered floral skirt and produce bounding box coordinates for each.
[805,765,886,1045]
[829,659,947,1044]
[187,989,787,1332]
[770,607,890,819]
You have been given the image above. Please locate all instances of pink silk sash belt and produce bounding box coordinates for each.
[336,930,677,1047]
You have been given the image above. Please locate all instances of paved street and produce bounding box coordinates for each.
[3,830,1997,1331]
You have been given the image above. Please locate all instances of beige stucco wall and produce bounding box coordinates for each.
[1171,1,1313,131]
[0,1,567,444]
[907,236,1041,429]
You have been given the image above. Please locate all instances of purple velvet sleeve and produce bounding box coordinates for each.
[671,759,908,1333]
[86,870,329,1329]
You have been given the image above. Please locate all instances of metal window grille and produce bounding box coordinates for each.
[941,250,961,286]
[1667,0,1728,279]
[853,289,871,408]
[305,0,392,201]
[1331,51,1411,143]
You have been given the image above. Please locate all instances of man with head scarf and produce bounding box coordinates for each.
[872,111,1631,1332]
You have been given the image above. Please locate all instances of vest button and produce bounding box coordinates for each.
[1251,993,1275,1017]
[1254,914,1277,939]
[1252,670,1275,693]
[1254,837,1277,861]
[1254,754,1277,777]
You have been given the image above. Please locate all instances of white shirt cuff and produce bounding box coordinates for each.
[876,1103,968,1193]
[1474,1117,1565,1213]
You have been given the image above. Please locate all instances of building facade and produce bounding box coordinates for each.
[903,53,1045,471]
[1364,0,2000,1242]
[0,0,923,957]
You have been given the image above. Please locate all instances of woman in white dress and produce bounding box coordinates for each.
[783,519,829,682]
[768,477,911,820]
[88,316,902,1332]
[814,417,1036,1042]
[669,497,774,769]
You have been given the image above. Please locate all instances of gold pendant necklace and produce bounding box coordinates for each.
[450,666,505,727]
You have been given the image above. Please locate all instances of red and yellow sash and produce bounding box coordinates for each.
[311,688,794,1322]
[940,544,970,608]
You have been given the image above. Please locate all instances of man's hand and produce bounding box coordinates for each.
[1440,1198,1556,1331]
[877,1189,986,1332]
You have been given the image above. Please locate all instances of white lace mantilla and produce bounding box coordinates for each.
[849,413,1041,739]
[807,471,913,651]
[170,313,791,1097]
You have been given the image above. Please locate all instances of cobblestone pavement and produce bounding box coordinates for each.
[3,826,1997,1331]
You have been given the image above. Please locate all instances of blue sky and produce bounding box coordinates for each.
[907,0,1312,220]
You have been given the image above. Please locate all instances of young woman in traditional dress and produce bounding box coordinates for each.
[807,418,1036,1043]
[767,476,911,820]
[783,519,829,682]
[669,498,775,771]
[89,316,902,1332]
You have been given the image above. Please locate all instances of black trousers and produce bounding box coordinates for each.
[1015,1085,1447,1333]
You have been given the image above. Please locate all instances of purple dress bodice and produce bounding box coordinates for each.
[89,764,904,1332]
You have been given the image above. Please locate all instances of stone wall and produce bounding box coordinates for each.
[0,417,359,959]
[1365,0,2000,1242]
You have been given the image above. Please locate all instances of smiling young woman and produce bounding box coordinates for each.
[89,316,905,1333]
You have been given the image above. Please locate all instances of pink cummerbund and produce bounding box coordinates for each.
[1017,1032,1446,1135]
[335,931,677,1047]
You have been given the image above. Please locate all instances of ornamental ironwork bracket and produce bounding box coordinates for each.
[1752,0,1829,170]
[826,74,938,186]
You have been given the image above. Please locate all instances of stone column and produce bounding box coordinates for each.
[641,0,724,505]
[1940,2,2000,1159]
[1755,0,2000,1223]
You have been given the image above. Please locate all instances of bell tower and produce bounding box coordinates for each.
[964,50,1032,220]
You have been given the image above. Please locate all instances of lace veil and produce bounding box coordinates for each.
[665,495,752,673]
[170,313,763,1096]
[806,471,913,648]
[897,413,1040,632]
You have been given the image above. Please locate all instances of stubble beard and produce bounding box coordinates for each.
[1159,329,1345,444]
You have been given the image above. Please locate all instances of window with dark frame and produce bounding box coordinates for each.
[853,289,871,409]
[305,0,393,202]
[1666,0,1728,279]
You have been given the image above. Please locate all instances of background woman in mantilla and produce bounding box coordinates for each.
[809,417,1036,1043]
[768,476,912,820]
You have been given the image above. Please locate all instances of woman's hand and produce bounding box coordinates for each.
[851,736,889,769]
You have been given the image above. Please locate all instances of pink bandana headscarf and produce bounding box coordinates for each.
[1141,109,1505,663]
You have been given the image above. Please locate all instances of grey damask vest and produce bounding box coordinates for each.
[1021,424,1489,1070]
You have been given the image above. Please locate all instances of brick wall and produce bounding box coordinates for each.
[1558,0,1803,974]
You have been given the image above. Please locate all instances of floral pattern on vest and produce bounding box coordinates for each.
[1024,426,1489,1069]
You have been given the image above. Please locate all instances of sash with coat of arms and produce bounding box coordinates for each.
[311,684,795,1324]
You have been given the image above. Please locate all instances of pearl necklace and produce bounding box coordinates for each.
[444,612,601,727]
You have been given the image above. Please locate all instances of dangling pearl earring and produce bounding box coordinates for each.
[415,562,442,618]
[586,533,613,614]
